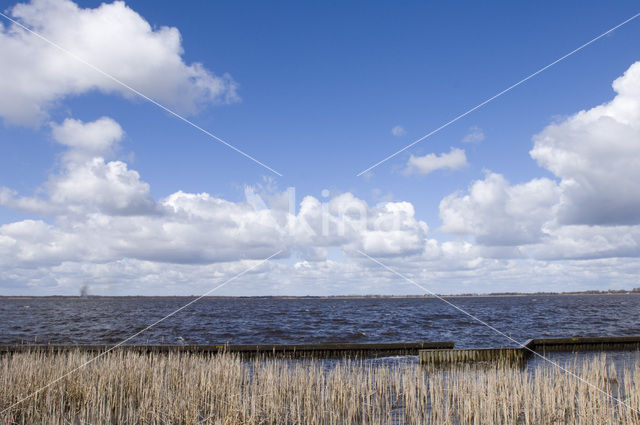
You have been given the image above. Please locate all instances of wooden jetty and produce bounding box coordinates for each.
[418,335,640,365]
[0,341,454,359]
[419,347,527,365]
[2,335,639,362]
[530,336,640,352]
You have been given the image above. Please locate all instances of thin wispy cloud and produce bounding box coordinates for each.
[391,125,406,137]
[462,126,485,143]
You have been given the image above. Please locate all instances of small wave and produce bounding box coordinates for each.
[348,331,367,340]
[261,328,288,337]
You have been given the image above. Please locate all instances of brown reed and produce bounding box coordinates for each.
[0,350,638,424]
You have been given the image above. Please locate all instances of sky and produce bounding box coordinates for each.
[1,0,640,295]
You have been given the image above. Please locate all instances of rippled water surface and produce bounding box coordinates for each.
[2,295,639,347]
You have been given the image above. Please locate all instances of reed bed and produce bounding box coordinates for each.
[0,350,638,424]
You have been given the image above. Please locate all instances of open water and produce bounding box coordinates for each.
[1,294,638,348]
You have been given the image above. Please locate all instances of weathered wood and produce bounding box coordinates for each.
[419,348,527,365]
[530,336,640,352]
[419,336,640,364]
[4,335,639,363]
[0,341,454,359]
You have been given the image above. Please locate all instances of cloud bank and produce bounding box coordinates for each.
[440,61,640,263]
[0,117,431,274]
[3,58,640,293]
[1,1,640,295]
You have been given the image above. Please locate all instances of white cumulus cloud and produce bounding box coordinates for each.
[530,61,640,226]
[0,0,239,125]
[51,117,123,162]
[439,172,559,246]
[439,60,640,261]
[1,117,155,216]
[0,116,433,278]
[5,59,640,293]
[405,147,467,176]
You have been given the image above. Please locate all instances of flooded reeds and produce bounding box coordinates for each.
[1,350,638,424]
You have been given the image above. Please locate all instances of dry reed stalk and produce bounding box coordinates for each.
[0,350,638,424]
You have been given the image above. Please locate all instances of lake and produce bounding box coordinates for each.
[2,294,639,348]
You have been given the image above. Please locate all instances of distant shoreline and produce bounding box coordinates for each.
[2,290,640,299]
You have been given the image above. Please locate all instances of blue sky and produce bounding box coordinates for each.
[1,0,640,295]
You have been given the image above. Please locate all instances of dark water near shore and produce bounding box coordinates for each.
[1,294,639,348]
